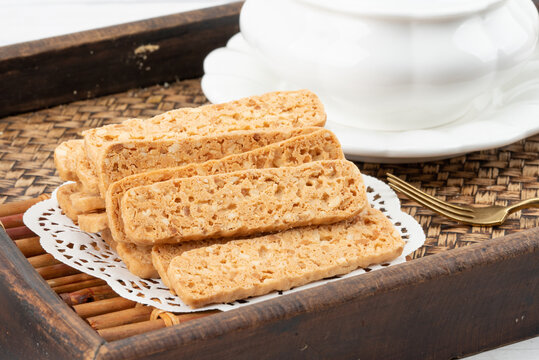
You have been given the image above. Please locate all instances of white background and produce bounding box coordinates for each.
[0,0,236,46]
[0,0,536,358]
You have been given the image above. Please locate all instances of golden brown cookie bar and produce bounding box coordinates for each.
[78,212,108,233]
[101,229,157,278]
[95,127,318,195]
[117,242,158,278]
[55,138,100,195]
[56,182,81,222]
[106,128,343,244]
[70,190,105,213]
[83,89,326,167]
[100,228,117,251]
[54,140,83,181]
[76,155,100,195]
[121,160,366,244]
[167,207,404,308]
[152,239,227,290]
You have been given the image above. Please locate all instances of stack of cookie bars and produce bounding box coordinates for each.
[54,90,404,308]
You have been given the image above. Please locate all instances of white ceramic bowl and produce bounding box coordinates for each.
[240,0,539,130]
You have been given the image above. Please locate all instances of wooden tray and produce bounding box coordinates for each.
[0,2,538,359]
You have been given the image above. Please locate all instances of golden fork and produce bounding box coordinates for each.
[386,173,539,226]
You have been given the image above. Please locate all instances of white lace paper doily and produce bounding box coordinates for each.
[23,175,425,313]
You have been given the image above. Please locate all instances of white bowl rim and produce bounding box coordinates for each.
[296,0,506,19]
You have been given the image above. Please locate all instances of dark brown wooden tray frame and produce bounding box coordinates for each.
[0,2,242,118]
[1,224,537,359]
[0,3,537,359]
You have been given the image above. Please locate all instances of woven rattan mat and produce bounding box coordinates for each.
[1,79,538,259]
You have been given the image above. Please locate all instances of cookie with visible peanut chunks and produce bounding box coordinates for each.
[106,129,344,244]
[78,212,108,233]
[54,140,83,181]
[152,239,227,290]
[167,207,404,308]
[70,190,105,213]
[76,155,100,195]
[56,183,81,222]
[101,229,157,278]
[121,160,366,244]
[83,89,326,167]
[95,127,319,195]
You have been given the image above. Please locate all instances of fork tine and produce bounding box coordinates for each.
[387,178,474,217]
[387,174,473,214]
[388,182,475,221]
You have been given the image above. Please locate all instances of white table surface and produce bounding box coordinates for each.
[0,1,536,358]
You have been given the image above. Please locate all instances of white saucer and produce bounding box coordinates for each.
[202,33,539,163]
